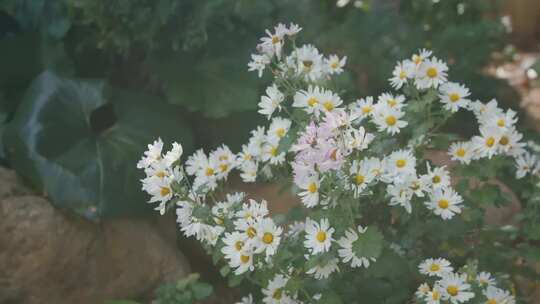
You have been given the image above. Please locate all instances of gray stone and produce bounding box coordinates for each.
[0,167,189,304]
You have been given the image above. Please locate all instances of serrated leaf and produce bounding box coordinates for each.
[352,226,384,259]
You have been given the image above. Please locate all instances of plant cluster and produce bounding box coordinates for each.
[138,24,539,303]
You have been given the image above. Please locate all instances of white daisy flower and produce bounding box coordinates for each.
[258,84,285,119]
[239,160,258,183]
[294,44,324,81]
[383,149,417,181]
[304,218,335,255]
[293,85,323,116]
[267,117,292,142]
[349,96,375,120]
[423,163,451,190]
[448,141,473,165]
[497,128,525,156]
[372,106,408,135]
[515,152,537,179]
[337,225,377,268]
[387,181,414,213]
[425,188,464,220]
[439,82,471,112]
[230,248,255,275]
[438,272,475,303]
[482,109,518,131]
[389,59,415,89]
[476,271,496,287]
[262,274,292,304]
[424,285,444,304]
[306,258,340,279]
[297,174,321,208]
[248,53,271,78]
[319,88,343,113]
[415,57,448,89]
[221,231,248,261]
[471,126,503,159]
[254,218,283,257]
[143,175,173,215]
[416,283,431,298]
[377,92,406,110]
[345,127,375,152]
[483,286,515,304]
[419,258,453,277]
[349,159,376,197]
[412,48,433,66]
[137,138,164,169]
[261,137,286,165]
[163,142,183,167]
[325,54,347,75]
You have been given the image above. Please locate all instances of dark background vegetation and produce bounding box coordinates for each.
[0,0,532,218]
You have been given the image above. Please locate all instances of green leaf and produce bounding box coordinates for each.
[3,71,193,218]
[352,226,384,259]
[105,301,140,304]
[191,282,213,300]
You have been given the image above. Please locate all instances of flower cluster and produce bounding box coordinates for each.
[138,23,536,304]
[416,258,515,304]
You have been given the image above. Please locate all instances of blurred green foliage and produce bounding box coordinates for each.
[0,0,517,218]
[106,273,213,304]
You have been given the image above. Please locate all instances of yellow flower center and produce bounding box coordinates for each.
[449,93,460,102]
[330,62,338,69]
[456,148,465,157]
[307,97,318,107]
[307,182,317,193]
[234,241,243,251]
[438,199,449,209]
[413,55,421,65]
[205,167,214,176]
[262,232,274,244]
[399,70,406,79]
[432,175,441,184]
[270,147,278,157]
[273,289,282,300]
[432,291,440,300]
[240,254,250,264]
[219,155,229,161]
[160,187,170,197]
[246,227,257,238]
[316,231,327,242]
[155,171,166,178]
[355,174,365,185]
[396,159,406,168]
[275,128,285,138]
[497,118,505,127]
[446,285,458,296]
[430,263,440,272]
[303,60,313,70]
[323,101,334,111]
[487,299,497,304]
[485,137,495,147]
[426,67,438,78]
[499,136,509,146]
[219,164,228,172]
[385,115,396,126]
[362,106,371,114]
[243,153,252,161]
[387,99,397,107]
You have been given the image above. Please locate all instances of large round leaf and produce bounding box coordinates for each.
[3,71,193,218]
[147,30,260,118]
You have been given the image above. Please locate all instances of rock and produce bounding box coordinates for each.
[0,167,190,304]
